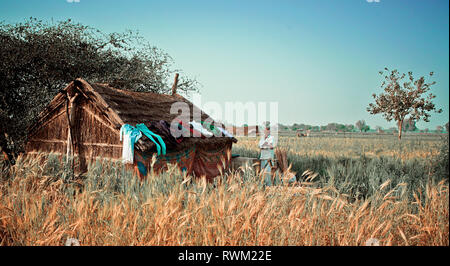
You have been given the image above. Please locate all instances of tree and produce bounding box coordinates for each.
[445,122,449,133]
[402,118,417,132]
[436,126,444,133]
[0,18,199,162]
[367,68,442,140]
[355,120,366,132]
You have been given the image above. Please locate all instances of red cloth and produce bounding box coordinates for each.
[133,142,231,181]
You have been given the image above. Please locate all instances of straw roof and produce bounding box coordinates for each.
[28,78,236,156]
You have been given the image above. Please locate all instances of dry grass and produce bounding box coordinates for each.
[0,152,448,246]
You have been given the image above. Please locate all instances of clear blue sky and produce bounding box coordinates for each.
[1,0,448,129]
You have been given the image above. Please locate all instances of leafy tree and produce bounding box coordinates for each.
[445,122,449,133]
[0,18,198,162]
[367,68,442,140]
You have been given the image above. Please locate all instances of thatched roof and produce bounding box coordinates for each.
[28,78,236,155]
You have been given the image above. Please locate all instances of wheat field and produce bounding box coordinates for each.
[0,135,448,246]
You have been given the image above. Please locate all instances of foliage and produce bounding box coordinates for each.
[367,68,442,139]
[355,120,370,132]
[0,18,199,161]
[355,120,366,132]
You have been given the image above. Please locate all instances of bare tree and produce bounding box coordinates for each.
[402,118,417,132]
[367,68,442,140]
[355,120,366,132]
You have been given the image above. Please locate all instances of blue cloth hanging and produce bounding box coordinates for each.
[136,123,167,156]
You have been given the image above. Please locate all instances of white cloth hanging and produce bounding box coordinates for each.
[189,121,213,137]
[120,124,142,163]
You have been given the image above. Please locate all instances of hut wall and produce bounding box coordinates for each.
[25,96,122,171]
[25,104,68,154]
[74,98,122,163]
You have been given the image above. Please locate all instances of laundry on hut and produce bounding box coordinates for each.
[189,121,213,137]
[199,121,234,139]
[120,124,142,163]
[146,120,183,146]
[136,123,166,156]
[175,119,204,138]
[216,126,234,138]
[200,121,221,136]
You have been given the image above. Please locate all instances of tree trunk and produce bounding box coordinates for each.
[398,120,403,140]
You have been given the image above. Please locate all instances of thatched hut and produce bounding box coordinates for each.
[25,78,237,180]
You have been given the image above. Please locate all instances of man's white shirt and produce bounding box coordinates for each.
[259,134,276,159]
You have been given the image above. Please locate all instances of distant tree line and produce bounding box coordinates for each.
[277,119,449,133]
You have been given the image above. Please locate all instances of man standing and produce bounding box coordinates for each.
[259,125,277,186]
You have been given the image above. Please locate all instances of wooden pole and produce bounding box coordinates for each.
[65,92,79,170]
[171,73,179,95]
[65,96,72,164]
